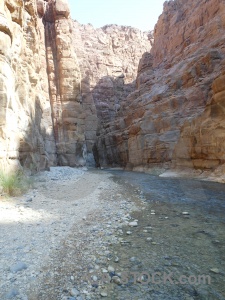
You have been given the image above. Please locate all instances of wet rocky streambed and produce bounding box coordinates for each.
[1,168,225,300]
[100,170,225,300]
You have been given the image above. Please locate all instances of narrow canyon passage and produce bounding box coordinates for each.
[0,168,224,300]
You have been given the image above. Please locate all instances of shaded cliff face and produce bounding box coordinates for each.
[72,22,151,166]
[96,0,225,175]
[0,0,86,170]
[42,0,85,167]
[0,0,150,170]
[1,0,225,177]
[0,0,56,171]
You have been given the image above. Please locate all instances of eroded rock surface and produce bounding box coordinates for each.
[0,0,56,171]
[72,22,151,165]
[43,0,85,167]
[95,0,225,176]
[0,0,150,170]
[1,0,225,179]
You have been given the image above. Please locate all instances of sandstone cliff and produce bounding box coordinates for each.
[95,0,225,178]
[0,0,150,171]
[1,0,225,180]
[72,22,151,165]
[0,0,56,171]
[42,0,85,167]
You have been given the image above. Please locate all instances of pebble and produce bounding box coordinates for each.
[108,266,115,273]
[100,292,108,297]
[5,288,19,299]
[210,268,220,274]
[102,268,108,273]
[111,276,121,285]
[70,288,80,297]
[129,221,138,227]
[26,198,33,202]
[10,262,28,273]
[126,231,132,235]
[130,257,137,262]
[182,212,190,215]
[114,256,119,263]
[146,237,153,241]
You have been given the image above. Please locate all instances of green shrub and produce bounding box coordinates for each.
[0,170,32,196]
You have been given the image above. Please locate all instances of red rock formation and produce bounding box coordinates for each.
[1,0,225,181]
[72,22,151,165]
[43,0,85,167]
[95,0,225,178]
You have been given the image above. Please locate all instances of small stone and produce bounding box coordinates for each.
[10,262,28,273]
[70,288,80,297]
[114,257,119,263]
[126,231,132,235]
[102,268,108,273]
[129,221,138,227]
[5,288,19,299]
[26,198,33,202]
[100,292,108,297]
[210,268,220,274]
[108,266,115,273]
[146,237,153,241]
[82,216,87,220]
[111,276,121,285]
[143,230,148,233]
[152,242,157,245]
[130,257,136,262]
[182,212,190,215]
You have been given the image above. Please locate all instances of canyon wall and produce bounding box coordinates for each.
[1,0,225,179]
[42,0,85,167]
[72,22,151,165]
[0,0,56,172]
[95,0,225,177]
[0,0,150,171]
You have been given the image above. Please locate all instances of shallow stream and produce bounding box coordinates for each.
[104,170,225,300]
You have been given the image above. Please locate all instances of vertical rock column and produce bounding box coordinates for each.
[44,0,85,166]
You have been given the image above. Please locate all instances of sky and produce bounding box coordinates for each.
[68,0,166,31]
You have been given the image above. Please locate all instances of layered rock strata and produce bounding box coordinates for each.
[0,0,150,170]
[43,0,85,167]
[95,0,225,175]
[1,0,225,177]
[72,22,151,165]
[0,0,56,171]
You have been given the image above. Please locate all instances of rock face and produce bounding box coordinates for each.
[95,0,225,174]
[72,22,151,165]
[0,0,150,170]
[43,0,85,167]
[1,0,225,178]
[0,0,56,171]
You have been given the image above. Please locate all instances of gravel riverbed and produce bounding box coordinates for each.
[0,167,224,300]
[0,167,143,300]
